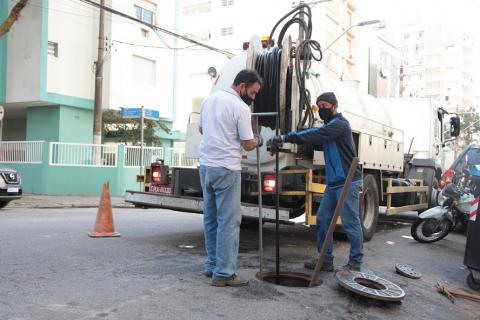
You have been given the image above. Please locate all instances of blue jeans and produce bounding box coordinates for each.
[316,180,363,267]
[199,165,242,279]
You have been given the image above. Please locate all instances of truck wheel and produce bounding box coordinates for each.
[360,174,379,241]
[0,201,9,209]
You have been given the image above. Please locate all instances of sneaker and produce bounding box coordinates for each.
[203,271,213,278]
[211,274,249,287]
[342,264,361,272]
[304,258,334,272]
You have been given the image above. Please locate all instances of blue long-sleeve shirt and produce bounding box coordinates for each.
[284,113,362,187]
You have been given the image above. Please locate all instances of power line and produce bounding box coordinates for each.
[76,0,235,58]
[110,38,242,52]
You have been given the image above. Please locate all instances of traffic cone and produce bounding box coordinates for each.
[88,182,121,237]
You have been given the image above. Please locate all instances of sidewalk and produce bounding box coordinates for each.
[8,194,134,209]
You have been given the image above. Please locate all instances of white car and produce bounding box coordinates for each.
[0,166,22,208]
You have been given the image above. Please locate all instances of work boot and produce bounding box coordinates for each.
[304,258,334,272]
[203,271,213,278]
[342,264,361,272]
[211,274,249,287]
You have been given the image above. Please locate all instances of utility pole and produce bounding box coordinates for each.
[93,0,105,145]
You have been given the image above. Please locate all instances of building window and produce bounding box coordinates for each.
[134,5,154,25]
[220,27,233,36]
[132,55,156,86]
[48,41,58,57]
[222,0,234,6]
[183,2,211,15]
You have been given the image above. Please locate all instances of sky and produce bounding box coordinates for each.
[357,0,480,31]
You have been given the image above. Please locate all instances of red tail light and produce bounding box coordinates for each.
[439,168,455,188]
[151,166,161,183]
[263,174,276,193]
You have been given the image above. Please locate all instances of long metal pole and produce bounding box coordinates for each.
[251,112,278,278]
[309,157,359,287]
[140,106,144,191]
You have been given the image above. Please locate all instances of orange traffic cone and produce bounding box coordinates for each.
[88,183,121,237]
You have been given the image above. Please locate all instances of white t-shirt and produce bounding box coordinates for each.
[199,87,254,171]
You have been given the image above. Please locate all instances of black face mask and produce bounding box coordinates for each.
[319,108,334,122]
[240,94,253,105]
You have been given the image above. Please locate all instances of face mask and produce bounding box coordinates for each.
[240,93,253,105]
[319,108,333,122]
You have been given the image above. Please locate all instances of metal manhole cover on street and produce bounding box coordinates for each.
[395,264,421,279]
[336,270,406,302]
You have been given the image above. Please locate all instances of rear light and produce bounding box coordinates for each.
[151,167,161,183]
[263,174,276,193]
[439,168,455,188]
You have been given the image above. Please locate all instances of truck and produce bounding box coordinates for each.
[125,4,460,240]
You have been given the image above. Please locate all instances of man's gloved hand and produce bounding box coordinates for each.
[267,135,284,154]
[254,134,263,148]
[269,135,284,147]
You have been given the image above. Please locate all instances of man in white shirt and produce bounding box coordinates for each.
[199,69,262,287]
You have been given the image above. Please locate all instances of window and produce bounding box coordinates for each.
[132,55,156,86]
[134,5,154,24]
[48,41,58,57]
[220,27,233,36]
[183,2,211,15]
[222,0,233,6]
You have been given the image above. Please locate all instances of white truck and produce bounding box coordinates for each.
[125,5,460,240]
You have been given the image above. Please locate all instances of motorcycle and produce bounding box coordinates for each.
[411,170,475,243]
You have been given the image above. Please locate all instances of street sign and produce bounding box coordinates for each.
[144,108,159,121]
[121,107,142,119]
[0,105,4,121]
[121,107,159,120]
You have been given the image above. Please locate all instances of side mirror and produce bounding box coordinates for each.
[450,116,461,137]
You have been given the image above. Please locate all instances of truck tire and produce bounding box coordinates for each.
[360,174,379,241]
[0,201,9,209]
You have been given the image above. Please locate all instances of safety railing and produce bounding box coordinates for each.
[0,140,44,163]
[124,146,164,168]
[49,142,117,167]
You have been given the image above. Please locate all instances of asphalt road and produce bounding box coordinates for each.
[0,207,478,320]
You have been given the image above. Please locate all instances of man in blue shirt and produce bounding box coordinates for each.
[270,92,364,271]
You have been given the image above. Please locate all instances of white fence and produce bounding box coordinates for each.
[49,142,118,167]
[0,141,44,163]
[124,146,164,167]
[0,141,198,168]
[169,148,198,167]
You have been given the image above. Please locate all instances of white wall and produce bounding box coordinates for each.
[104,0,175,119]
[46,0,98,100]
[6,2,42,102]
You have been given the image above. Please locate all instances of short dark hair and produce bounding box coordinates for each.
[233,69,263,87]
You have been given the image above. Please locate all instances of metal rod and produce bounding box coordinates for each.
[256,134,264,277]
[251,111,277,278]
[275,118,280,279]
[251,112,279,117]
[309,157,359,287]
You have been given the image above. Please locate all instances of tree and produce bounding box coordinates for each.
[0,0,29,37]
[459,106,480,146]
[102,109,171,146]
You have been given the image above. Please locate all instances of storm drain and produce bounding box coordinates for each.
[256,272,318,287]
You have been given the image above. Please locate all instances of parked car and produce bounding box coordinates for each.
[0,166,22,208]
[439,146,480,189]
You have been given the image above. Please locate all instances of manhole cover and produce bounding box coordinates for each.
[395,264,421,279]
[336,270,405,302]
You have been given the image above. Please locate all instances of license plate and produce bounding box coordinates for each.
[149,184,172,195]
[7,187,19,193]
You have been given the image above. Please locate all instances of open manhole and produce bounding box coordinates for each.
[256,272,319,287]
